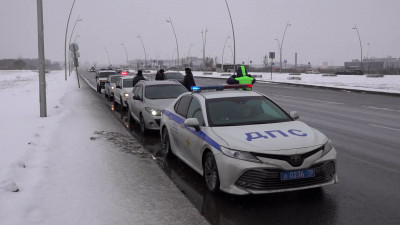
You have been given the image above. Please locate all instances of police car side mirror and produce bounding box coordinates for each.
[289,111,300,120]
[184,118,200,131]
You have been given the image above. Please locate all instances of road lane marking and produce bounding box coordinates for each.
[272,94,344,105]
[362,106,400,113]
[369,124,400,132]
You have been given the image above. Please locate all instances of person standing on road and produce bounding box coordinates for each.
[132,70,145,87]
[226,65,256,90]
[155,69,166,80]
[183,67,196,91]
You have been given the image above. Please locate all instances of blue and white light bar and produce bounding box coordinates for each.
[191,84,252,92]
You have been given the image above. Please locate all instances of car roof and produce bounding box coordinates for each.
[138,80,181,86]
[118,75,134,80]
[98,70,116,72]
[165,71,183,74]
[194,90,262,99]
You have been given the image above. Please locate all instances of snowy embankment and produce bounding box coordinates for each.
[192,71,400,94]
[0,70,209,225]
[0,70,70,223]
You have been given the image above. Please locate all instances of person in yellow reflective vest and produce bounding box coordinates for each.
[226,65,256,90]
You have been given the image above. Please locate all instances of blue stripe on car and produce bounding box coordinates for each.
[163,109,221,151]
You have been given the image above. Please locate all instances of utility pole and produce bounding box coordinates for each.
[37,0,47,117]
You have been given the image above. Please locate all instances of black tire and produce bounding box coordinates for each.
[127,108,135,128]
[140,114,147,135]
[119,98,124,111]
[97,85,101,93]
[105,91,108,99]
[113,98,119,111]
[161,128,172,156]
[203,151,220,192]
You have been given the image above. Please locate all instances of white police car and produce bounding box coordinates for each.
[160,84,338,195]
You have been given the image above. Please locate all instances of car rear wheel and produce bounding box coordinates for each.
[203,152,220,192]
[97,85,101,93]
[105,91,108,99]
[161,128,172,156]
[140,114,147,135]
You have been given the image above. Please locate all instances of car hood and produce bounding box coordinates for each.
[123,87,133,93]
[211,121,327,153]
[145,98,176,110]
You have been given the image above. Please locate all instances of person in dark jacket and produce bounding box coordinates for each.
[226,65,256,90]
[155,69,166,80]
[132,70,146,87]
[183,68,196,91]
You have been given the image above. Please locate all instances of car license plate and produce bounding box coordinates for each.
[280,169,315,181]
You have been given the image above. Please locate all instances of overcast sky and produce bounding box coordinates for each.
[0,0,399,67]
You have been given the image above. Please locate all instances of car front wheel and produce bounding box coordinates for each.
[127,108,135,128]
[140,114,147,135]
[161,128,172,156]
[119,98,124,111]
[203,151,220,192]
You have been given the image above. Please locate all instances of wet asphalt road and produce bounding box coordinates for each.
[81,72,400,225]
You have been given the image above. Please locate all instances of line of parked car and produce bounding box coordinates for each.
[92,68,338,195]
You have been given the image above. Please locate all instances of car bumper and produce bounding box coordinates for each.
[214,148,338,195]
[142,112,162,130]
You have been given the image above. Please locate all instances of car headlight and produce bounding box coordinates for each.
[220,146,262,163]
[124,93,129,98]
[111,86,114,90]
[145,107,162,116]
[322,140,333,156]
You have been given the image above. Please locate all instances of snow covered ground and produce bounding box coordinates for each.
[0,70,208,225]
[192,71,400,94]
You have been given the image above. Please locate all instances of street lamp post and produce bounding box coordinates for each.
[224,0,236,73]
[104,47,111,67]
[68,16,82,76]
[166,17,180,68]
[37,0,47,117]
[228,45,234,64]
[201,28,208,71]
[279,22,291,73]
[221,36,230,70]
[352,25,363,70]
[186,43,193,65]
[137,35,147,68]
[64,0,76,81]
[121,43,129,67]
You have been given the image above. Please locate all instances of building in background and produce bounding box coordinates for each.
[345,57,400,73]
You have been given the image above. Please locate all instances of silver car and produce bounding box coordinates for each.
[104,74,122,100]
[127,80,188,134]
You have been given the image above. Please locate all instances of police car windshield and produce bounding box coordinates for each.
[123,79,133,88]
[110,76,121,83]
[206,96,292,126]
[98,71,117,78]
[145,84,187,99]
